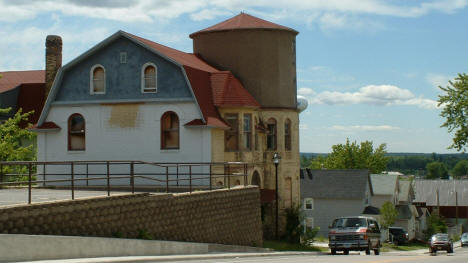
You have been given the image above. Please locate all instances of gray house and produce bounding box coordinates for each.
[300,169,373,237]
[370,174,399,208]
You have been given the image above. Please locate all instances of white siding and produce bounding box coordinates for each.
[36,101,212,186]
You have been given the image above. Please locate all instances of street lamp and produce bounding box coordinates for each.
[273,152,281,240]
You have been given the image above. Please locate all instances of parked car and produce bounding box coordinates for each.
[389,227,409,245]
[429,233,453,254]
[461,233,468,247]
[328,216,381,255]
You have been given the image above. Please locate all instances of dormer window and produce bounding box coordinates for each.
[90,65,105,94]
[142,63,157,93]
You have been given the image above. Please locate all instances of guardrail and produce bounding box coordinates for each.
[0,161,248,204]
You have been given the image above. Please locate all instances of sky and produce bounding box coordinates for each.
[1,0,467,154]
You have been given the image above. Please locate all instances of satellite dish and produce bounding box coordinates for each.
[297,95,308,113]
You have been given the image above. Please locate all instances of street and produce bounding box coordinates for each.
[164,248,468,263]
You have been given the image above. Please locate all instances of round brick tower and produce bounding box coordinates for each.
[190,13,298,109]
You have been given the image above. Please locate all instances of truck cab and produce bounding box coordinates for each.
[328,216,381,255]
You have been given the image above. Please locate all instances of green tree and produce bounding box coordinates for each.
[452,160,468,178]
[425,214,447,239]
[426,161,449,179]
[438,73,468,152]
[322,138,388,173]
[307,155,327,169]
[380,201,398,229]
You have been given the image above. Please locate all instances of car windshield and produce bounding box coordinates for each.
[333,218,367,228]
[390,228,405,234]
[461,233,468,239]
[434,234,448,241]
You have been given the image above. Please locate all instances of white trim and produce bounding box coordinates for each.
[90,64,106,95]
[141,62,157,93]
[304,198,314,210]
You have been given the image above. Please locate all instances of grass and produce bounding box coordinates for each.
[382,241,428,251]
[263,240,328,252]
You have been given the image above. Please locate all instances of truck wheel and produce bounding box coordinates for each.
[331,249,336,255]
[374,248,380,255]
[365,243,371,255]
[343,250,349,255]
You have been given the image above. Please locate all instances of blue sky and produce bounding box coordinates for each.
[1,0,467,153]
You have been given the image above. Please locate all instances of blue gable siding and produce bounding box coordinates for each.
[54,37,193,102]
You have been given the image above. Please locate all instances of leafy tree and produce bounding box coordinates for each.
[452,160,468,178]
[426,161,449,179]
[438,73,468,152]
[321,138,388,173]
[307,155,327,169]
[380,201,398,229]
[425,214,447,239]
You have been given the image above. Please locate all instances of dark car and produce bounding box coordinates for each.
[328,216,381,255]
[461,233,468,247]
[389,227,409,245]
[429,233,453,254]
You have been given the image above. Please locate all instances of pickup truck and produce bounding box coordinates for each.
[328,216,381,255]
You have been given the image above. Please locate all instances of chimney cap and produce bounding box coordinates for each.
[46,35,62,45]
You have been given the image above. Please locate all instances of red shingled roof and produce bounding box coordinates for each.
[211,72,259,108]
[124,32,257,129]
[30,121,61,131]
[0,70,45,93]
[190,13,298,38]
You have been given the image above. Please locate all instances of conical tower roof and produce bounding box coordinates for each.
[190,12,298,38]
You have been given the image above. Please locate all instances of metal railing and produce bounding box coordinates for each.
[0,160,249,204]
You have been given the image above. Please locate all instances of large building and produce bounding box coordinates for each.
[3,13,307,232]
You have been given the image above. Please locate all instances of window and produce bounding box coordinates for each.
[90,65,105,94]
[266,118,277,150]
[68,113,85,151]
[120,52,127,64]
[304,198,314,210]
[243,114,252,150]
[142,63,157,93]
[254,117,259,151]
[161,111,179,149]
[285,119,291,151]
[224,113,239,151]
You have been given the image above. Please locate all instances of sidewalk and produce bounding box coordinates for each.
[24,251,322,263]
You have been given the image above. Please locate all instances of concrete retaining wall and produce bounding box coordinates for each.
[0,186,262,252]
[0,234,267,262]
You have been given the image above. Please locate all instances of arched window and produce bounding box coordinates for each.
[285,118,292,151]
[161,111,179,149]
[251,171,261,186]
[266,118,277,150]
[90,65,105,94]
[68,113,85,151]
[142,63,157,93]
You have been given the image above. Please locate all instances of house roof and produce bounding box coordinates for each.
[413,180,468,206]
[0,70,44,93]
[370,174,398,196]
[190,13,298,38]
[300,169,372,199]
[398,180,412,203]
[38,31,257,129]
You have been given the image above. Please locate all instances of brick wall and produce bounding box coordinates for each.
[0,186,262,247]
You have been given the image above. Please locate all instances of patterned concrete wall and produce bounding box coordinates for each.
[0,186,262,247]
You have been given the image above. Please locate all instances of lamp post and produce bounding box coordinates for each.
[273,152,281,240]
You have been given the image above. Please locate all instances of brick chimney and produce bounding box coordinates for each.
[45,35,62,102]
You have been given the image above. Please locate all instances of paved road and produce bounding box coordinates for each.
[165,248,468,263]
[0,188,134,206]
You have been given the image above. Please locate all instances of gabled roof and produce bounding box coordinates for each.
[370,174,399,196]
[0,70,44,93]
[413,180,468,206]
[300,169,372,200]
[38,31,257,129]
[398,180,412,203]
[190,13,298,38]
[210,72,260,108]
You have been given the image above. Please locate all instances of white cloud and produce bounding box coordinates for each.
[426,73,453,88]
[297,87,316,96]
[331,125,400,132]
[302,84,439,109]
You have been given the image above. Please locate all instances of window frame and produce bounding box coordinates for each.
[160,111,180,150]
[266,118,277,150]
[89,64,106,95]
[284,118,292,151]
[68,113,86,151]
[224,113,239,152]
[254,117,259,151]
[304,198,314,210]
[243,113,252,151]
[141,62,158,94]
